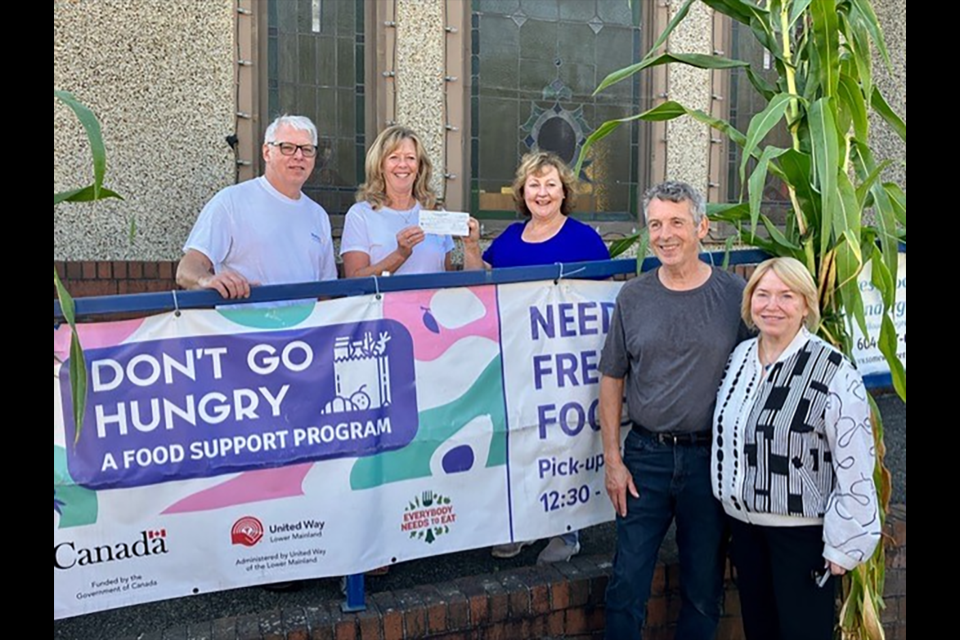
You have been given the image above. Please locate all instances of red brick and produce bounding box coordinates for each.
[112,261,128,279]
[143,261,160,278]
[97,261,112,279]
[485,623,505,640]
[566,608,588,634]
[527,614,547,638]
[586,607,606,632]
[334,615,357,640]
[444,594,470,631]
[530,584,550,615]
[66,261,84,279]
[159,261,175,280]
[82,261,97,279]
[899,595,906,621]
[892,545,906,569]
[356,605,381,640]
[483,579,509,624]
[885,569,906,597]
[395,590,425,638]
[881,596,899,623]
[547,611,565,636]
[287,631,309,640]
[588,574,609,607]
[55,262,67,278]
[129,261,144,279]
[568,578,591,608]
[468,593,489,628]
[551,581,571,610]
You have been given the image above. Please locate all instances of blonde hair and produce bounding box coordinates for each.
[511,152,577,217]
[742,257,821,331]
[356,125,437,210]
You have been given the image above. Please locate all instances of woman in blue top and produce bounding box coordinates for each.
[464,152,609,270]
[464,152,608,564]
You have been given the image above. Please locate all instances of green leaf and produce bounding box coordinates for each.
[722,234,736,270]
[578,101,746,175]
[54,90,107,201]
[740,94,795,187]
[809,98,841,256]
[870,87,906,142]
[778,149,821,221]
[747,146,790,231]
[789,0,814,27]
[701,0,770,25]
[595,53,749,95]
[842,13,874,101]
[646,0,696,56]
[810,0,841,97]
[609,233,640,258]
[884,183,906,228]
[635,230,650,274]
[854,156,891,208]
[838,73,869,142]
[54,269,87,442]
[745,66,777,101]
[760,213,801,251]
[870,247,895,308]
[849,0,891,69]
[54,184,123,205]
[878,314,906,400]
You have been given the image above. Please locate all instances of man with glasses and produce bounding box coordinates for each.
[177,114,338,299]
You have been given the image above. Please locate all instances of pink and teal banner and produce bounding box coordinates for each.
[54,281,624,619]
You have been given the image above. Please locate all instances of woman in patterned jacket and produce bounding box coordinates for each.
[712,257,880,640]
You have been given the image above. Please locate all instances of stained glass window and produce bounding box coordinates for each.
[471,0,647,220]
[267,0,366,215]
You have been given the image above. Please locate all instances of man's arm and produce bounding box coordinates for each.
[600,374,638,517]
[176,249,252,299]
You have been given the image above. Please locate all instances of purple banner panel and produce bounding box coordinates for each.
[60,320,417,490]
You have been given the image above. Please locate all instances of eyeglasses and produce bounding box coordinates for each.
[267,141,318,158]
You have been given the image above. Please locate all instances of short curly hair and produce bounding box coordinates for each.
[511,152,577,217]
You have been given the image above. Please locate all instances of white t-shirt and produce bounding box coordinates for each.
[339,200,455,275]
[183,176,338,286]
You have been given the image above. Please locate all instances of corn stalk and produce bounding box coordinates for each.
[54,90,122,439]
[578,2,905,638]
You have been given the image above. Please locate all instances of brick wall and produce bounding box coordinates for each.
[117,505,906,640]
[54,260,179,298]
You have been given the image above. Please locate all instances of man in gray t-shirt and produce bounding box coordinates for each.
[598,182,748,640]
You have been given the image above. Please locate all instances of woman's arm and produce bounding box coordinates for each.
[462,217,487,270]
[821,361,882,571]
[342,226,425,278]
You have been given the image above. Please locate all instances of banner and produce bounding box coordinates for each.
[53,281,623,619]
[852,253,907,376]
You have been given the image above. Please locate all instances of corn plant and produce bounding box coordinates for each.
[54,90,122,439]
[577,1,905,638]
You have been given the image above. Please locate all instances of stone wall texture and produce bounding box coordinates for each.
[664,1,714,195]
[54,0,235,261]
[395,0,447,202]
[873,0,907,190]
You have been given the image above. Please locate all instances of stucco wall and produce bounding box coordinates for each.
[394,0,447,201]
[873,0,907,190]
[664,1,714,194]
[54,0,235,261]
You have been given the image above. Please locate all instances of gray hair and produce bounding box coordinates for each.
[263,114,318,146]
[641,181,706,225]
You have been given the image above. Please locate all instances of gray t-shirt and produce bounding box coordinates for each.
[599,267,748,434]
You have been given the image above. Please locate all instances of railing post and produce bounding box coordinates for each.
[341,573,366,612]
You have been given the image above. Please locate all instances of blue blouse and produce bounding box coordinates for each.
[482,217,609,268]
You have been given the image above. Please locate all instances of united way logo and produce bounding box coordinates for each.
[231,516,264,547]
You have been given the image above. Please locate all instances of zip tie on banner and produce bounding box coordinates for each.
[555,262,587,284]
[373,275,382,300]
[172,289,181,317]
